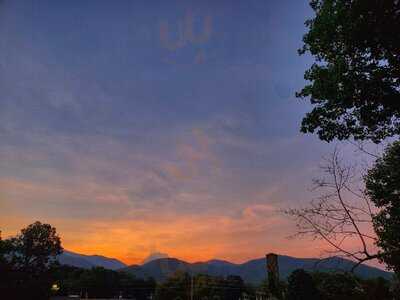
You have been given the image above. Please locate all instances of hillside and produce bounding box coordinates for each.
[121,255,392,283]
[58,250,127,270]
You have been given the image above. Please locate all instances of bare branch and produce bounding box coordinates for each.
[348,141,380,159]
[284,148,380,271]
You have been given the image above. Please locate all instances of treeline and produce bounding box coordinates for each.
[52,266,400,300]
[283,269,398,300]
[1,221,400,300]
[51,265,155,299]
[156,272,249,300]
[52,268,250,300]
[0,221,252,300]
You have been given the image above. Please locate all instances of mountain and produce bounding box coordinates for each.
[57,251,392,283]
[58,250,127,270]
[142,252,169,264]
[121,255,392,283]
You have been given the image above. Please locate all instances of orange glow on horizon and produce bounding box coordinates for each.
[1,212,331,266]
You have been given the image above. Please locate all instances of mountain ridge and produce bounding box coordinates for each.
[121,255,392,283]
[58,250,127,270]
[57,251,392,284]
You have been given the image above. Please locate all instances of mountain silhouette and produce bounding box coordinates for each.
[121,255,392,283]
[142,251,169,264]
[58,250,127,270]
[57,251,392,283]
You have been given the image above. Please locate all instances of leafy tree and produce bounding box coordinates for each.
[118,271,156,300]
[365,141,400,273]
[50,265,86,296]
[155,272,249,300]
[287,269,320,300]
[392,275,400,300]
[78,266,120,298]
[312,272,364,300]
[257,279,270,298]
[155,271,191,300]
[194,274,225,300]
[223,275,245,300]
[298,0,400,143]
[0,231,14,296]
[50,265,155,299]
[362,277,392,300]
[0,222,63,300]
[0,230,8,268]
[4,221,62,274]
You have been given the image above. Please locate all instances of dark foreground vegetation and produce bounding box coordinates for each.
[2,0,400,298]
[1,221,400,300]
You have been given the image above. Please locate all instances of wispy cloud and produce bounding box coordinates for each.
[0,0,358,264]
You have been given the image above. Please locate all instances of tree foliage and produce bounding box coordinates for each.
[287,269,320,300]
[392,275,400,300]
[365,141,400,273]
[51,265,156,299]
[0,222,63,300]
[312,272,364,300]
[298,0,400,143]
[362,277,392,300]
[155,271,248,300]
[4,221,62,274]
[286,270,393,300]
[155,271,191,300]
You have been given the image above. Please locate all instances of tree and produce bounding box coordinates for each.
[194,274,225,300]
[224,275,245,300]
[312,272,364,300]
[1,222,63,300]
[297,0,400,143]
[5,221,63,274]
[78,267,120,298]
[285,148,379,270]
[154,272,248,300]
[155,271,191,300]
[392,275,400,300]
[365,141,400,273]
[0,230,7,267]
[50,265,155,299]
[287,269,320,300]
[362,277,392,300]
[0,230,14,296]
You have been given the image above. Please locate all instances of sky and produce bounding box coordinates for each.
[0,0,379,266]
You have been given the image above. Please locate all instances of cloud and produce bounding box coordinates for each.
[0,0,367,266]
[142,252,169,264]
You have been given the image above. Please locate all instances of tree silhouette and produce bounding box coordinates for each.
[365,141,400,273]
[1,221,63,299]
[285,148,379,269]
[298,0,400,143]
[287,269,320,300]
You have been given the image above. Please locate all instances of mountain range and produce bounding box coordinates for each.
[121,256,392,283]
[58,251,392,283]
[58,250,127,270]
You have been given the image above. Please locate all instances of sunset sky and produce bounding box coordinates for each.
[0,0,378,265]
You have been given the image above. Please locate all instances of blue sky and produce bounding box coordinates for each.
[0,0,370,264]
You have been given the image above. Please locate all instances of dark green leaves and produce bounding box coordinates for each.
[298,0,400,143]
[365,142,400,273]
